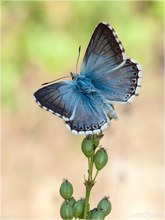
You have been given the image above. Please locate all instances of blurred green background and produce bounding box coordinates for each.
[2,1,164,219]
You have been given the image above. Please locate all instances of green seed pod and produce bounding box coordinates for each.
[97,197,112,216]
[90,208,105,220]
[87,209,95,220]
[60,179,73,200]
[73,198,85,219]
[68,197,76,207]
[60,201,73,220]
[94,148,108,170]
[81,138,95,158]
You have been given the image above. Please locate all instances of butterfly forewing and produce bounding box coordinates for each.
[33,81,78,121]
[80,22,126,76]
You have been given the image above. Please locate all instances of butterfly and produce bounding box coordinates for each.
[33,21,142,135]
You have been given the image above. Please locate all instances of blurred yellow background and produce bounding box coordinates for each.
[2,1,164,219]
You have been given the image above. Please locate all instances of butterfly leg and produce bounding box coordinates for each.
[106,104,118,120]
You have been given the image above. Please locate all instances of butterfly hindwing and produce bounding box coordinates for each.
[65,92,110,135]
[91,58,142,103]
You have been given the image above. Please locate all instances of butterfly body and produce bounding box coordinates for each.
[72,74,96,94]
[33,22,142,135]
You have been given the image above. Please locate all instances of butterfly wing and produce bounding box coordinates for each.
[80,22,142,103]
[65,92,110,135]
[33,81,78,121]
[80,22,126,76]
[33,81,109,135]
[92,58,142,102]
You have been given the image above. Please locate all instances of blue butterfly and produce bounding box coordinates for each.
[33,22,142,135]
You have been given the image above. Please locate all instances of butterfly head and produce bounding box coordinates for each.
[70,72,79,80]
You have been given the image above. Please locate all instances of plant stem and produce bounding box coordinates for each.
[83,134,104,219]
[83,183,92,219]
[93,170,99,183]
[83,155,95,219]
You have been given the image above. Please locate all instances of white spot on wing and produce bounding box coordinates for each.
[62,116,70,121]
[122,52,127,60]
[130,58,137,64]
[137,78,142,86]
[33,95,37,101]
[78,131,86,135]
[65,124,71,131]
[48,109,54,114]
[127,95,136,103]
[135,86,141,94]
[101,123,108,131]
[115,37,120,43]
[119,44,124,51]
[42,106,48,110]
[138,71,142,77]
[85,130,93,135]
[101,21,108,26]
[36,101,42,107]
[55,113,60,117]
[112,30,117,37]
[93,129,101,134]
[137,64,142,71]
[71,130,78,135]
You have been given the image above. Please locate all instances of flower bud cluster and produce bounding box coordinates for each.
[87,197,112,219]
[81,136,108,171]
[59,134,111,219]
[60,179,86,219]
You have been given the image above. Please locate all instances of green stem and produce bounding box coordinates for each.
[93,170,99,183]
[88,155,94,180]
[83,155,94,219]
[83,183,92,219]
[83,134,103,219]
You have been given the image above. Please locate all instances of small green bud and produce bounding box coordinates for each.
[60,179,73,200]
[81,138,95,158]
[68,197,76,207]
[94,148,108,170]
[90,208,105,220]
[97,197,112,216]
[87,209,95,219]
[60,201,73,220]
[73,198,85,219]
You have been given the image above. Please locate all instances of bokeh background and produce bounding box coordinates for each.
[2,1,164,220]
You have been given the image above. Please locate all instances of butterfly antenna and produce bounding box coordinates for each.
[41,75,70,86]
[76,46,81,74]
